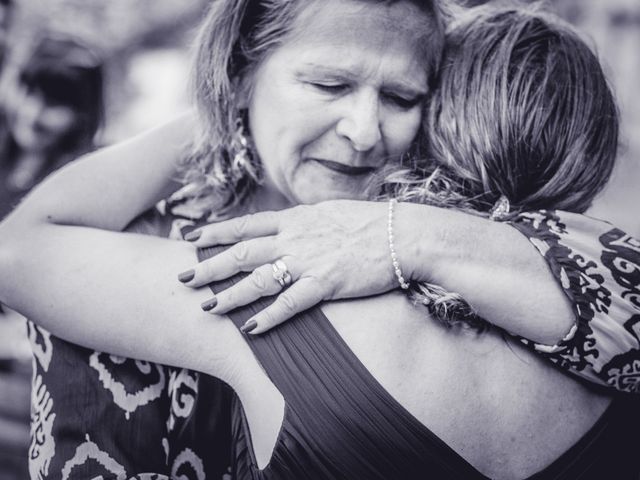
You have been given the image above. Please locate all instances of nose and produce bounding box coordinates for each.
[335,91,382,153]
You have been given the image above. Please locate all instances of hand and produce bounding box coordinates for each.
[179,200,401,334]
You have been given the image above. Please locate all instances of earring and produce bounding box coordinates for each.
[489,195,511,221]
[230,115,253,172]
[223,111,262,196]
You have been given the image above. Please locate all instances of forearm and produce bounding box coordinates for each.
[3,112,195,232]
[0,223,227,376]
[395,203,574,345]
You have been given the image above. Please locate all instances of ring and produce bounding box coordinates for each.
[271,259,292,288]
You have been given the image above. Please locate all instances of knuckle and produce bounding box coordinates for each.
[273,231,287,247]
[230,242,249,264]
[315,275,337,298]
[249,269,268,290]
[289,206,308,224]
[219,287,234,305]
[275,225,302,246]
[197,261,214,281]
[278,291,299,313]
[234,214,251,238]
[291,204,308,216]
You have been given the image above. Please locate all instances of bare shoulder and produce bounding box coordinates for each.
[322,293,612,479]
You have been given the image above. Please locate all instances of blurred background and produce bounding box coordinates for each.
[0,0,638,478]
[0,0,209,477]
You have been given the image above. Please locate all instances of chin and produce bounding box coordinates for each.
[286,170,371,204]
[294,187,365,204]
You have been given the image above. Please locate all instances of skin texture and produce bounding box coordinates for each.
[242,0,430,205]
[182,200,574,343]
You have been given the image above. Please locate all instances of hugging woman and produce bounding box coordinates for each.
[1,0,639,478]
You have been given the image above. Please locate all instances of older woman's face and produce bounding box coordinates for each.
[245,0,433,204]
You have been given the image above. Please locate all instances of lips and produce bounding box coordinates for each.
[311,158,376,176]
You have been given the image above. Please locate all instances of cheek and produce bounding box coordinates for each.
[250,91,330,169]
[247,102,291,191]
[248,78,302,156]
[384,109,423,155]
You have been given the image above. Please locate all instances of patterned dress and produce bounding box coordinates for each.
[26,197,640,479]
[509,211,640,393]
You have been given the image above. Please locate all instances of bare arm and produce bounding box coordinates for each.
[187,202,639,390]
[419,204,639,391]
[15,111,195,231]
[0,113,607,372]
[396,202,575,344]
[181,200,573,343]
[1,107,571,344]
[0,222,234,378]
[0,110,232,374]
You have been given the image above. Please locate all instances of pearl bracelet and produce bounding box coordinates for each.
[387,199,410,290]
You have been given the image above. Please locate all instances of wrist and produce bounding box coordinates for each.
[391,202,438,284]
[387,200,410,289]
[393,202,486,285]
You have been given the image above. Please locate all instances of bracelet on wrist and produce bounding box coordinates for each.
[387,199,410,290]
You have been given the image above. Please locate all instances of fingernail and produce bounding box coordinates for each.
[184,230,201,242]
[178,269,195,283]
[240,319,257,334]
[201,297,217,312]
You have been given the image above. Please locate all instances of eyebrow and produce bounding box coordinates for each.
[297,63,429,96]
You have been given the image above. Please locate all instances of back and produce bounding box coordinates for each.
[200,246,638,480]
[324,292,613,479]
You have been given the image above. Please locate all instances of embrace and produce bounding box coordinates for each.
[0,0,638,479]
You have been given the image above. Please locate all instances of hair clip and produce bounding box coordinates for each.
[489,195,510,221]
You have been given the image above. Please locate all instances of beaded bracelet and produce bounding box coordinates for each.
[387,199,410,290]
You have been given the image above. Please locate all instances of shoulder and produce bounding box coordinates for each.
[125,182,215,239]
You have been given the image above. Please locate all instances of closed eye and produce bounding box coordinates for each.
[383,92,423,110]
[308,82,348,94]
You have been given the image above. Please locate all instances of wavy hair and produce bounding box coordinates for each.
[181,0,446,213]
[385,2,619,327]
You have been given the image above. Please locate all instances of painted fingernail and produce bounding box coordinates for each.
[201,297,217,312]
[184,230,201,242]
[178,269,195,283]
[240,319,257,334]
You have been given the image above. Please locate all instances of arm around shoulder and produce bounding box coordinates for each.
[507,210,640,393]
[395,204,640,392]
[0,220,238,380]
[2,111,195,233]
[394,202,576,345]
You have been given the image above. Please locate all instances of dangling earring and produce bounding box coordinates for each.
[489,195,511,221]
[230,115,252,172]
[226,111,262,187]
